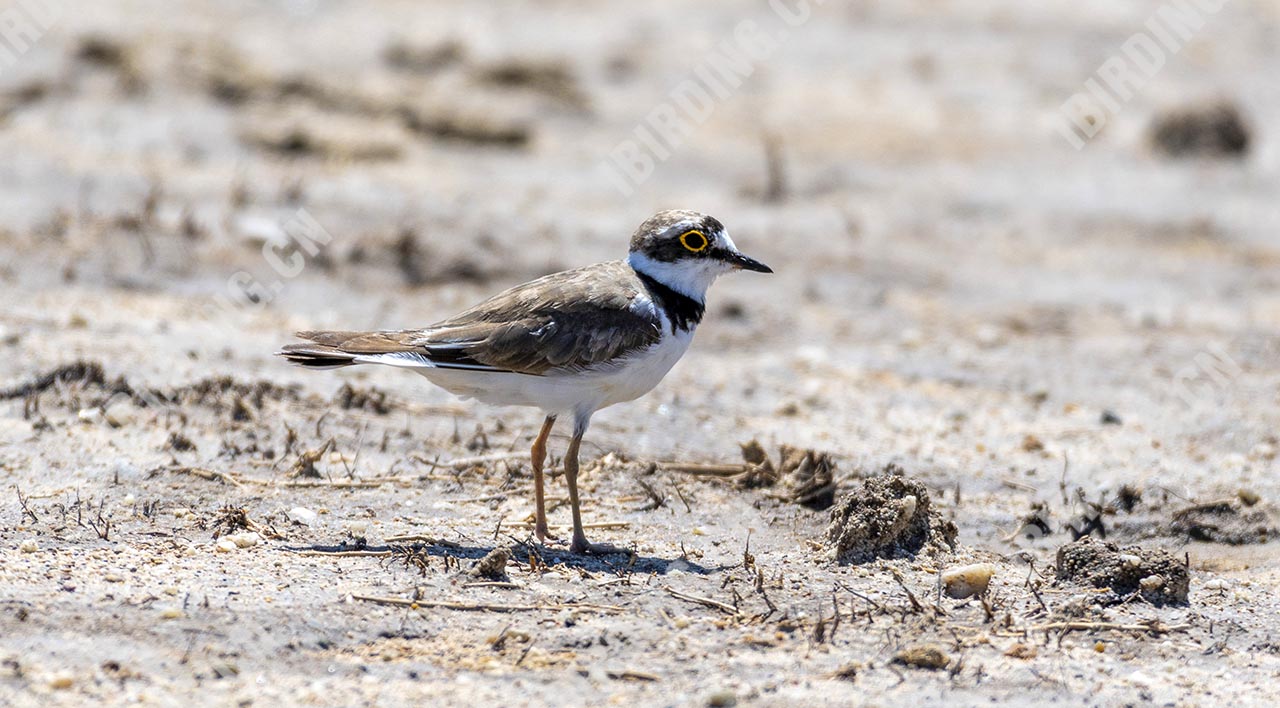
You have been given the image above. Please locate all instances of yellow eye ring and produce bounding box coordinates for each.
[679,230,709,253]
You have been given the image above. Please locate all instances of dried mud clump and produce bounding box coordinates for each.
[335,383,392,415]
[891,645,950,671]
[470,547,512,581]
[1151,101,1250,158]
[824,474,956,564]
[738,441,838,510]
[1055,536,1189,606]
[1170,498,1275,545]
[0,360,128,400]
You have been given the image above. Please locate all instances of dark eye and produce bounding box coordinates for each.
[679,230,708,253]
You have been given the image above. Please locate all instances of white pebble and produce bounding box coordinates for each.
[227,532,261,549]
[19,539,38,553]
[288,507,318,526]
[1139,575,1165,592]
[215,539,238,553]
[104,400,139,427]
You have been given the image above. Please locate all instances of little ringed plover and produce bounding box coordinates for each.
[278,209,772,554]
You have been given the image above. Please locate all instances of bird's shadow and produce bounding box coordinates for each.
[287,539,723,576]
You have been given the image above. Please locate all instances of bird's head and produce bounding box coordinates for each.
[627,210,772,300]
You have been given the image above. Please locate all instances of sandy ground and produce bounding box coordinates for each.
[2,1,1280,705]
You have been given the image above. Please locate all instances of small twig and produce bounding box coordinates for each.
[412,452,529,471]
[998,620,1190,637]
[659,462,747,477]
[890,569,924,614]
[163,466,245,488]
[351,594,622,614]
[506,520,630,531]
[291,550,392,558]
[665,588,741,616]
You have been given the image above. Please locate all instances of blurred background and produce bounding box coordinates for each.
[2,1,1279,703]
[2,1,1277,471]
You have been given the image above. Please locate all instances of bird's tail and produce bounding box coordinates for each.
[277,330,420,370]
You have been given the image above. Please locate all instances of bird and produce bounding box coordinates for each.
[278,210,772,554]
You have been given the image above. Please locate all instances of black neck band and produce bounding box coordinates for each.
[636,270,705,334]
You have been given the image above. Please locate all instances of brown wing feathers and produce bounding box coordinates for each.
[277,261,665,375]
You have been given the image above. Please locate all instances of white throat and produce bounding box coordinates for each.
[628,252,728,302]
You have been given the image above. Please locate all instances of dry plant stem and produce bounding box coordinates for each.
[659,463,748,477]
[412,451,530,470]
[665,588,741,617]
[998,621,1192,637]
[350,594,623,614]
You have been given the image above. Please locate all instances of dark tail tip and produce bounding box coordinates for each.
[277,345,358,370]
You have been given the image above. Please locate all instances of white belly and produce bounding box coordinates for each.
[412,329,694,416]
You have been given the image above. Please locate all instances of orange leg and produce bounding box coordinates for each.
[531,415,557,543]
[564,416,624,555]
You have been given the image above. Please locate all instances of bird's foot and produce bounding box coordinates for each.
[569,536,628,556]
[534,523,560,544]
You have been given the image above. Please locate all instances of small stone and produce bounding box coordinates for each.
[19,539,38,553]
[288,507,318,525]
[104,400,139,427]
[160,608,183,619]
[49,673,75,690]
[941,563,996,599]
[105,573,124,583]
[1004,643,1037,659]
[1100,410,1123,426]
[215,539,237,553]
[706,691,737,707]
[1140,575,1165,592]
[227,532,261,549]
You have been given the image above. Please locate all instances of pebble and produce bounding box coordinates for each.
[49,674,75,690]
[227,532,261,549]
[19,539,38,553]
[288,507,318,526]
[215,539,238,553]
[104,400,139,427]
[941,563,997,599]
[706,691,737,707]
